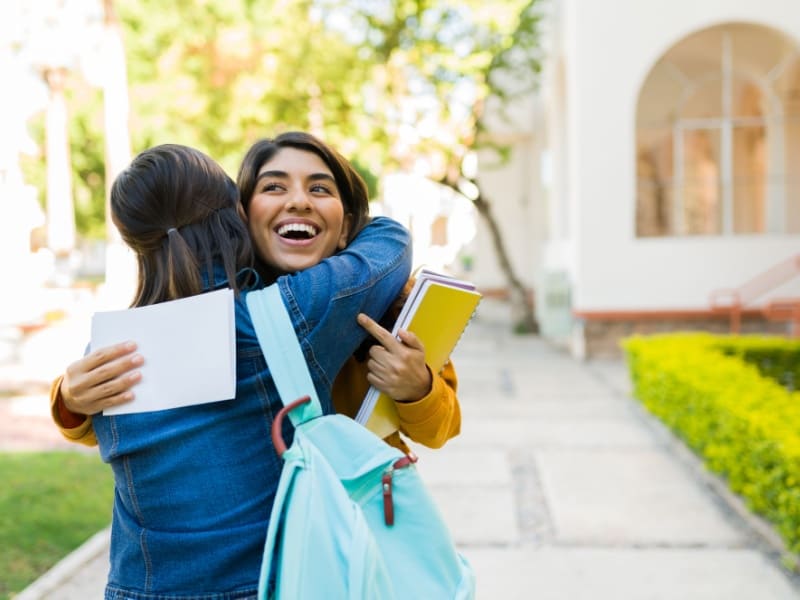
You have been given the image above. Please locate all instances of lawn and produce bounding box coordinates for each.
[0,451,113,599]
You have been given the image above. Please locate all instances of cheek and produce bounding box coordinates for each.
[246,204,270,249]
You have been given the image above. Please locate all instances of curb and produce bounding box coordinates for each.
[15,527,110,600]
[622,389,800,574]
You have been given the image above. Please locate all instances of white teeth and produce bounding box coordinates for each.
[277,223,319,237]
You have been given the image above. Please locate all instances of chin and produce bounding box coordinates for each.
[281,258,319,273]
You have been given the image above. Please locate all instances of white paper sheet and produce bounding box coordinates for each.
[91,288,236,415]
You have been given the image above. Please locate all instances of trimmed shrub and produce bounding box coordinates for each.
[623,333,800,554]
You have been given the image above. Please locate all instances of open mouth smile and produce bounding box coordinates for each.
[276,222,320,241]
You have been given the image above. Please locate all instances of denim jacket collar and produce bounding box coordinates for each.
[201,263,261,292]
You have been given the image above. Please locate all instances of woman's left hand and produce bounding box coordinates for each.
[357,313,432,402]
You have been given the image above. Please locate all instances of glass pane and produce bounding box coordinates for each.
[636,127,673,236]
[682,128,721,234]
[682,79,722,119]
[662,26,723,81]
[732,125,767,233]
[774,57,800,119]
[732,79,765,119]
[637,64,685,126]
[729,22,792,78]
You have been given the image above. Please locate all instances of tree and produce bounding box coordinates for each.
[114,0,379,176]
[317,0,544,332]
[18,0,545,325]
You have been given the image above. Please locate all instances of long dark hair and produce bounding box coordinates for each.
[111,144,253,307]
[236,131,371,244]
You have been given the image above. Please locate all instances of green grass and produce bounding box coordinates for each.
[0,452,113,599]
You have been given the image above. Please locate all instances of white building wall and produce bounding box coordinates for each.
[552,0,800,311]
[453,66,544,291]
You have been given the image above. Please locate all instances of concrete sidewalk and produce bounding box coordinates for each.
[10,300,800,599]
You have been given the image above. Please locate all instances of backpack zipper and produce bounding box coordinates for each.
[382,452,418,526]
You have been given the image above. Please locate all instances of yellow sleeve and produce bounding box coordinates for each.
[50,375,98,447]
[394,359,461,449]
[332,356,461,450]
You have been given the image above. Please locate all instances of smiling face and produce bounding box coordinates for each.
[245,147,352,274]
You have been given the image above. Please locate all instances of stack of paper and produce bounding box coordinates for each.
[91,288,236,415]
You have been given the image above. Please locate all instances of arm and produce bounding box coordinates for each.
[276,217,412,391]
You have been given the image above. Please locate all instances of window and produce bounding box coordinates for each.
[636,23,800,236]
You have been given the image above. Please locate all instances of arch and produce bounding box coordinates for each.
[635,22,800,237]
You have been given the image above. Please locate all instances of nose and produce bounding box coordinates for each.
[286,186,312,212]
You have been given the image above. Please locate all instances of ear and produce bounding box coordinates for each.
[337,214,353,249]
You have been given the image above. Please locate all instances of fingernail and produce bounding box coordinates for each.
[131,354,144,366]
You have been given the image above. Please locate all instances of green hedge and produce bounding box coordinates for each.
[623,333,800,554]
[719,337,800,392]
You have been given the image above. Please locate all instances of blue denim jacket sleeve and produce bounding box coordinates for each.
[276,216,412,393]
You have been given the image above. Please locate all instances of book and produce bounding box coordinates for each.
[355,269,482,438]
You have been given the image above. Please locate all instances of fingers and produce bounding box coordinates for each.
[76,344,143,389]
[92,371,141,408]
[62,342,144,414]
[396,329,424,351]
[63,367,141,414]
[356,313,399,347]
[83,341,138,372]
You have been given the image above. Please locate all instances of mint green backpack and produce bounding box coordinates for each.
[247,285,475,600]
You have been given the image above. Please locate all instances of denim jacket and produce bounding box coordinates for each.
[94,217,412,599]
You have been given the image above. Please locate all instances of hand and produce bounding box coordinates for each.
[61,341,143,414]
[357,313,432,402]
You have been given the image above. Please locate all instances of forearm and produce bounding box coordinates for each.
[395,360,461,449]
[280,217,412,381]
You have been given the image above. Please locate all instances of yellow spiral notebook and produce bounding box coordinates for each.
[355,270,482,438]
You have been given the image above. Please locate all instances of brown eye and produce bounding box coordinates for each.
[310,184,332,194]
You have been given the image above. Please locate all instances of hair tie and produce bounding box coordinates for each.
[166,227,178,235]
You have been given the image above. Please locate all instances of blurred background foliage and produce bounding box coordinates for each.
[19,0,541,239]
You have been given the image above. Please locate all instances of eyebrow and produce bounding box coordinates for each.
[256,170,337,185]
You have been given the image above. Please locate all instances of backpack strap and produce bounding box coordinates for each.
[245,284,322,426]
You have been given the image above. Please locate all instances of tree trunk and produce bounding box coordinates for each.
[471,185,539,334]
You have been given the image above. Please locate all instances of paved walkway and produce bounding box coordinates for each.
[6,300,800,599]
